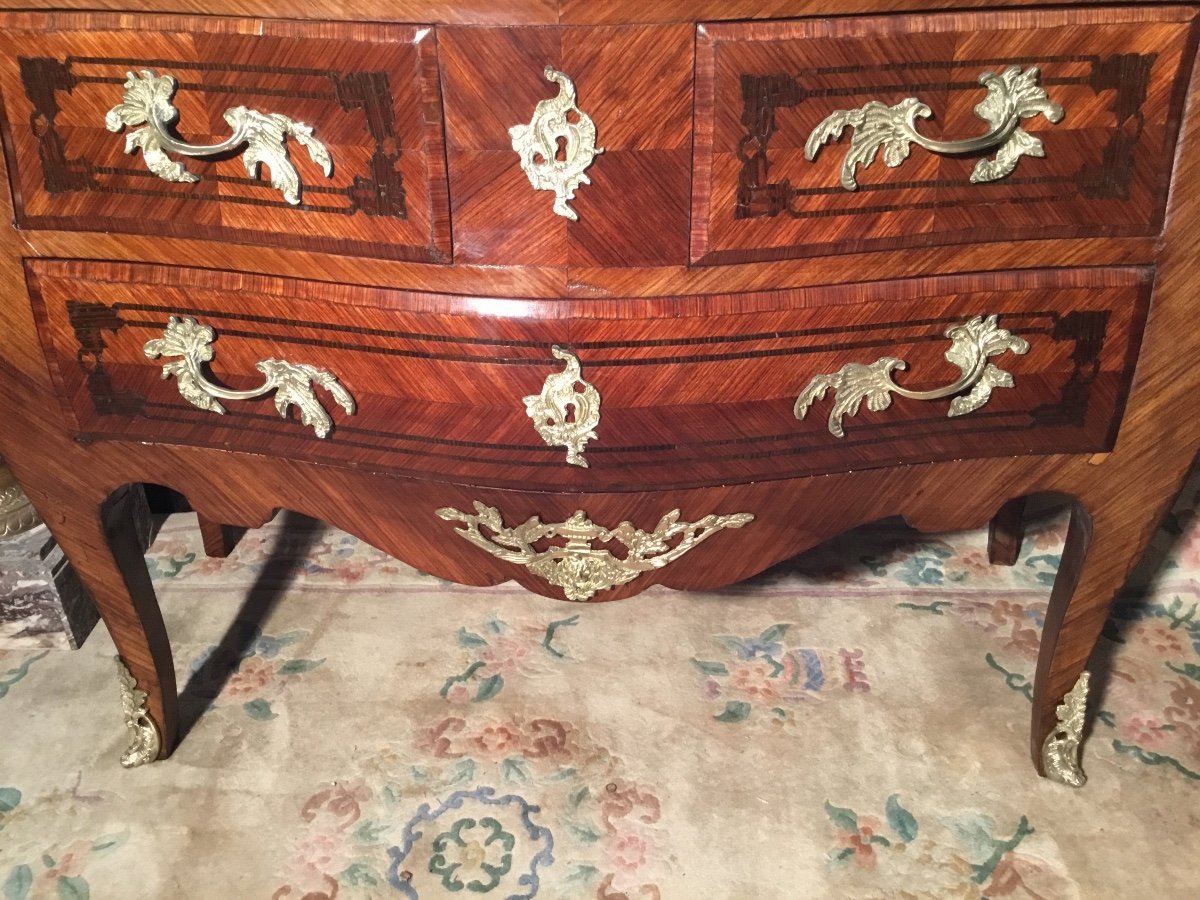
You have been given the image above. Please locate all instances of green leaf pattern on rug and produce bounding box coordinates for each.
[441,615,579,704]
[713,700,751,723]
[184,622,324,721]
[145,551,196,579]
[825,797,1068,897]
[0,787,20,840]
[428,815,515,892]
[274,715,668,898]
[981,589,1200,780]
[0,651,49,701]
[0,787,19,814]
[2,830,128,900]
[693,624,869,725]
[861,538,955,585]
[144,520,422,585]
[1084,485,1200,778]
[881,500,1200,782]
[885,794,918,843]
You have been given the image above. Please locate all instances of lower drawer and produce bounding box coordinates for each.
[28,260,1149,491]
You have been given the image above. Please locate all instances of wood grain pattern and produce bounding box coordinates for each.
[13,226,1161,300]
[0,13,451,262]
[438,24,692,267]
[987,496,1027,565]
[692,6,1197,264]
[28,260,1149,491]
[0,1,560,25]
[0,1,1197,781]
[0,1,1184,27]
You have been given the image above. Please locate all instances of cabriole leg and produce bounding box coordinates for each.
[1031,497,1168,785]
[36,486,177,765]
[987,496,1026,566]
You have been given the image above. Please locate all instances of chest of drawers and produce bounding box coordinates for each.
[1,0,1198,787]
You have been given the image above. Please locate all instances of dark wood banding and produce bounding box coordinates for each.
[692,6,1197,264]
[0,13,451,262]
[29,259,1149,491]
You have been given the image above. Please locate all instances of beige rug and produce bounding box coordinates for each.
[3,477,1200,898]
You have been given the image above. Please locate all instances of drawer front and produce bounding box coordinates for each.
[29,261,1147,492]
[692,6,1196,265]
[0,13,450,262]
[437,24,693,268]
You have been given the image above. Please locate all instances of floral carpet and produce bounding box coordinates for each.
[3,477,1200,898]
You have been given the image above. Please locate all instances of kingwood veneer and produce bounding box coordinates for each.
[1,0,1198,786]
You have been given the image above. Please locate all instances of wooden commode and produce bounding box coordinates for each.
[1,0,1198,785]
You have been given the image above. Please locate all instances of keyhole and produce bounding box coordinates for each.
[532,137,571,167]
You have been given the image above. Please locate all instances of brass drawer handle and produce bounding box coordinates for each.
[805,66,1064,191]
[105,70,332,204]
[509,67,603,220]
[436,503,754,601]
[144,316,355,438]
[794,315,1029,437]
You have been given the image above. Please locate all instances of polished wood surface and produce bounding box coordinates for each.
[0,0,1197,783]
[988,497,1028,566]
[438,24,692,267]
[0,0,1184,26]
[692,6,1196,265]
[29,260,1150,490]
[0,13,451,262]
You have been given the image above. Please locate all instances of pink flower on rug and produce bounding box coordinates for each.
[1126,621,1189,658]
[603,828,654,874]
[189,556,228,576]
[1031,519,1067,550]
[838,815,883,869]
[445,683,471,704]
[985,851,1076,898]
[290,830,352,886]
[954,549,991,577]
[224,657,275,699]
[474,723,523,757]
[43,839,91,879]
[478,636,533,675]
[156,539,191,560]
[1118,715,1170,748]
[331,561,367,583]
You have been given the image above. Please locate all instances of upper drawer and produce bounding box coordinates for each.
[691,6,1197,265]
[0,13,450,262]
